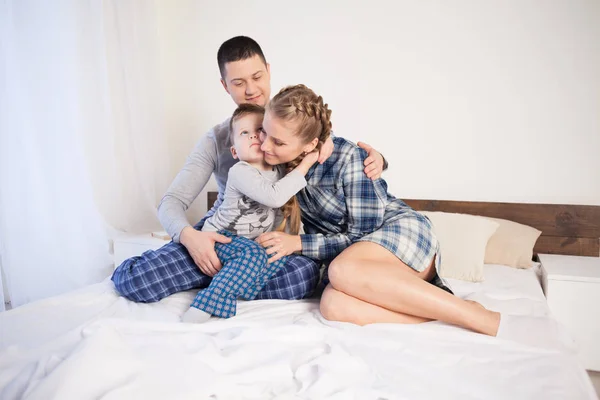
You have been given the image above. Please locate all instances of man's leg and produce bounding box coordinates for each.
[255,254,320,300]
[112,217,212,303]
[112,240,211,303]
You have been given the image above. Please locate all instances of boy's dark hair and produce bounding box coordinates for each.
[229,103,266,143]
[217,36,267,79]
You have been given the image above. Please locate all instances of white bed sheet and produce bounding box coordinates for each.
[446,263,549,315]
[0,264,597,400]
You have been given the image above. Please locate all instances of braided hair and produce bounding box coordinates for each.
[266,84,333,234]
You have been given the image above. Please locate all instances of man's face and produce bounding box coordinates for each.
[221,55,271,107]
[230,113,265,164]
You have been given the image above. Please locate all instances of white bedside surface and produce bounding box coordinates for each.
[540,253,600,371]
[539,254,600,283]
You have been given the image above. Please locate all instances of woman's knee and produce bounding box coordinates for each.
[327,256,361,292]
[320,285,347,322]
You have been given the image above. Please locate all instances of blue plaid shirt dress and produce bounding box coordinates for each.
[298,136,450,292]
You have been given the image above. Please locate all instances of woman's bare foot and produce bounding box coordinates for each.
[463,299,500,336]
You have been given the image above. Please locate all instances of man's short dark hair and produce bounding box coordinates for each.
[217,36,267,79]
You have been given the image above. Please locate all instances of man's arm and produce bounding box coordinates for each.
[320,136,387,180]
[158,134,217,243]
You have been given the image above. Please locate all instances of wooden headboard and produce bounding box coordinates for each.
[403,199,600,257]
[207,191,600,257]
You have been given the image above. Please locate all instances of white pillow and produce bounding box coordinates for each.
[422,211,499,282]
[484,217,542,268]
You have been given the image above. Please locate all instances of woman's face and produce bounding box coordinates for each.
[260,110,316,165]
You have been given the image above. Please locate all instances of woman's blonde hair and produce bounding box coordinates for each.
[267,84,333,235]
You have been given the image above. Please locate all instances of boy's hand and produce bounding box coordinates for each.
[180,227,231,276]
[296,150,319,175]
[358,141,385,180]
[256,231,302,263]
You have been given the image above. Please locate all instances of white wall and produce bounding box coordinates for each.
[156,0,600,221]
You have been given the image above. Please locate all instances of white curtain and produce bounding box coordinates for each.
[0,253,5,312]
[0,1,172,308]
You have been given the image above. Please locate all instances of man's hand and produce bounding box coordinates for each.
[256,231,302,263]
[358,141,385,180]
[318,136,335,164]
[180,227,232,276]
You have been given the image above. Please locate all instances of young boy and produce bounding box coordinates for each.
[182,103,318,323]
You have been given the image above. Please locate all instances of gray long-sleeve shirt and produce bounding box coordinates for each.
[202,162,306,239]
[157,118,306,242]
[158,118,235,242]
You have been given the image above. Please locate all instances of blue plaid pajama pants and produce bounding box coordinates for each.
[190,231,288,318]
[112,225,320,305]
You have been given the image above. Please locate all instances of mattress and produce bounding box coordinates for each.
[0,264,597,400]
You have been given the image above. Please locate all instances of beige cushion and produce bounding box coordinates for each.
[422,211,499,282]
[484,218,542,268]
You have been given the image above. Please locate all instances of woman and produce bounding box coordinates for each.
[256,84,501,336]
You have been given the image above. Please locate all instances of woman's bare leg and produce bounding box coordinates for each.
[320,284,430,325]
[324,242,500,336]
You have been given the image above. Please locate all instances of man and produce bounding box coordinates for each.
[112,36,387,303]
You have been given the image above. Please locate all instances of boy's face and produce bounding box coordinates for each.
[230,113,265,164]
[221,55,271,107]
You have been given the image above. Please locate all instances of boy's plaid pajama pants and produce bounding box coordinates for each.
[190,230,288,318]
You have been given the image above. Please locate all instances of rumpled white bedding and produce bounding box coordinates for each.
[0,264,597,400]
